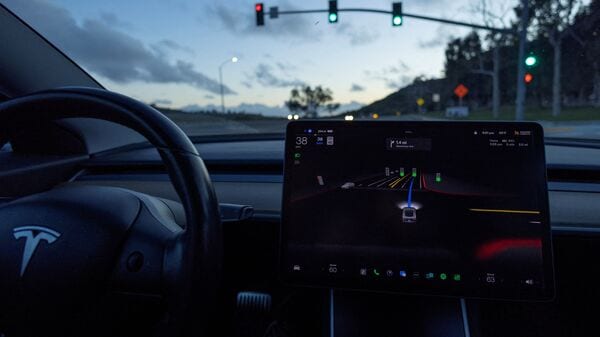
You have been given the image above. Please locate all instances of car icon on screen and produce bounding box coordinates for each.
[402,207,417,223]
[341,182,355,190]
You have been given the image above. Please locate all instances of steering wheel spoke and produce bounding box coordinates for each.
[109,193,183,297]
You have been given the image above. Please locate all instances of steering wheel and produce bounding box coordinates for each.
[0,88,222,337]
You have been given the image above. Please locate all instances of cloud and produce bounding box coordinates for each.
[152,39,195,56]
[3,0,232,95]
[276,61,297,72]
[365,63,413,90]
[387,61,410,74]
[207,1,320,41]
[275,61,300,78]
[204,94,215,99]
[162,0,190,13]
[418,25,456,49]
[150,99,173,106]
[418,36,446,49]
[337,23,380,46]
[365,62,409,78]
[241,81,253,89]
[99,12,132,29]
[251,63,305,88]
[384,75,414,89]
[350,83,365,92]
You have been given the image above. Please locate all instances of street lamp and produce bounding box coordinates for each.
[219,56,238,114]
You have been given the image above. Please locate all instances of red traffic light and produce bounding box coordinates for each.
[255,3,264,26]
[524,72,533,84]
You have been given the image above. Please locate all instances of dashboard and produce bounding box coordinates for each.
[71,138,600,226]
[58,132,600,336]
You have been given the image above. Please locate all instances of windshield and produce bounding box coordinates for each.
[3,0,600,139]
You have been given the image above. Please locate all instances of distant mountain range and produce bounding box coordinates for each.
[178,101,365,117]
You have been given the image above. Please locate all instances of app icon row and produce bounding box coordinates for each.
[358,268,461,281]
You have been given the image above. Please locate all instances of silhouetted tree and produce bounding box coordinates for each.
[531,0,584,116]
[285,86,339,118]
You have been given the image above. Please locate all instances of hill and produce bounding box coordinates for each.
[357,78,448,117]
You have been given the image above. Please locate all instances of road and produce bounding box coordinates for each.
[174,119,289,136]
[171,115,600,140]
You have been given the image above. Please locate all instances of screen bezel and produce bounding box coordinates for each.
[280,120,555,301]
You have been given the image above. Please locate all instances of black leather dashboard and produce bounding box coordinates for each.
[71,140,600,230]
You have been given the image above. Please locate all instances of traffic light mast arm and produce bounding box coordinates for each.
[275,7,515,34]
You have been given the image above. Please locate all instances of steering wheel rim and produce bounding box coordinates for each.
[0,87,222,336]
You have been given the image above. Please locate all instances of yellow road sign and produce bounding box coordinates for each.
[416,98,425,106]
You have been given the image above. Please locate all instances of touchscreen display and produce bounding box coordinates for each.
[281,121,554,300]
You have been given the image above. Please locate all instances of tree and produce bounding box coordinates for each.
[285,86,339,118]
[532,0,584,116]
[437,0,599,118]
[444,32,491,107]
[571,0,600,107]
[471,0,513,118]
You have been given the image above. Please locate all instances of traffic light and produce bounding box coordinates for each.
[255,3,264,26]
[392,2,403,26]
[525,53,537,67]
[524,52,537,84]
[328,0,338,23]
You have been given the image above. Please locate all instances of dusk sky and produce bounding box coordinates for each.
[3,0,517,112]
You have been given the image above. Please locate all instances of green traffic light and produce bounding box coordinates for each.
[525,55,537,67]
[328,13,338,23]
[392,2,402,26]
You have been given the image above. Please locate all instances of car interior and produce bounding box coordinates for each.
[1,1,600,337]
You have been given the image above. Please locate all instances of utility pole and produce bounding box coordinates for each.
[219,66,224,114]
[218,56,238,114]
[492,45,500,118]
[515,0,529,121]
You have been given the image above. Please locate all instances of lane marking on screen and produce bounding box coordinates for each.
[390,174,410,188]
[469,208,540,215]
[368,176,392,187]
[388,177,403,188]
[376,175,399,187]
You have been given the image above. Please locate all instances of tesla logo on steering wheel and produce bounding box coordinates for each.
[13,226,61,277]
